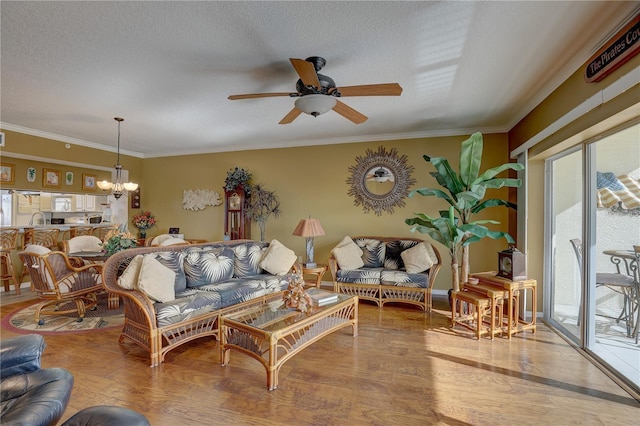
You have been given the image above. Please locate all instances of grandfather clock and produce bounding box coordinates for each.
[224,187,251,240]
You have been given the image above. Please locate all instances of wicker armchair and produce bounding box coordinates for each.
[18,249,104,325]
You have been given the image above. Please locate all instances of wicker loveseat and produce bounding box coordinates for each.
[102,239,300,367]
[329,236,441,311]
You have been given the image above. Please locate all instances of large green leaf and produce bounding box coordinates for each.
[460,132,483,187]
[473,163,524,184]
[473,178,522,191]
[427,155,464,195]
[408,188,455,206]
[471,198,517,214]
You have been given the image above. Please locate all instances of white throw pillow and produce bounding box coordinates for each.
[259,239,297,276]
[160,238,187,246]
[117,255,144,290]
[331,236,364,270]
[401,242,438,273]
[150,234,176,246]
[24,244,51,255]
[137,255,176,303]
[67,235,103,252]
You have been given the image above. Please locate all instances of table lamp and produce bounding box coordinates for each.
[292,217,325,267]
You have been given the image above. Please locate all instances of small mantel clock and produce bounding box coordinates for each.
[224,187,251,240]
[497,246,527,281]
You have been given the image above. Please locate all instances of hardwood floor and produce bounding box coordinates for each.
[2,294,639,425]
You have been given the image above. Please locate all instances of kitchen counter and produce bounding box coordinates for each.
[7,224,115,233]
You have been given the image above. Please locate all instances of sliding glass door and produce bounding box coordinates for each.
[548,148,583,343]
[546,122,640,391]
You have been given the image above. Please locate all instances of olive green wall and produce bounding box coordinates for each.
[142,133,512,293]
[0,129,143,192]
[0,130,512,293]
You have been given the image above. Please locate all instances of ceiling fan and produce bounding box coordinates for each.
[366,166,395,183]
[228,56,402,125]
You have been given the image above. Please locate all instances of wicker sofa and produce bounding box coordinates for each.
[329,236,441,311]
[102,239,300,367]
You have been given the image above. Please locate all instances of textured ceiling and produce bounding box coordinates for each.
[1,1,638,158]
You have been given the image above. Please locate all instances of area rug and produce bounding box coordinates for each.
[1,293,124,335]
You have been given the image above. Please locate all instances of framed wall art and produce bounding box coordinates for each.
[0,163,15,184]
[27,167,36,182]
[43,168,61,188]
[65,171,74,185]
[82,174,97,191]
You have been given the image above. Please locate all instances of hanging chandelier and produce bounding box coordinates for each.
[97,117,138,199]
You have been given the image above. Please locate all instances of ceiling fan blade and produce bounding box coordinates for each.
[338,83,403,97]
[228,92,293,100]
[332,100,368,124]
[290,58,320,88]
[278,108,303,125]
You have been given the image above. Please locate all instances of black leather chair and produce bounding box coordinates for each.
[0,334,74,426]
[1,334,150,426]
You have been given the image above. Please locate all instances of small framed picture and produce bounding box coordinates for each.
[0,132,5,147]
[82,174,97,191]
[65,171,74,185]
[43,168,61,188]
[0,163,15,184]
[169,227,180,235]
[27,167,36,182]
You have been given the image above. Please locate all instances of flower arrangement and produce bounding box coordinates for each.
[101,228,138,256]
[132,211,156,231]
[224,167,252,191]
[283,275,312,313]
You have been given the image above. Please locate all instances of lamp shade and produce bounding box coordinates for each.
[294,95,336,117]
[292,218,325,238]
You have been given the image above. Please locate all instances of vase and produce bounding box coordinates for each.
[139,230,146,239]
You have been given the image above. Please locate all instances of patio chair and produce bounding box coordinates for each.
[570,238,635,335]
[18,247,104,325]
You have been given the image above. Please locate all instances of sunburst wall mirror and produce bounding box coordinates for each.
[346,146,416,216]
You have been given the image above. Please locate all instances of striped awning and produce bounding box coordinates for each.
[596,172,640,210]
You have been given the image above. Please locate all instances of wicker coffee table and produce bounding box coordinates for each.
[220,291,358,390]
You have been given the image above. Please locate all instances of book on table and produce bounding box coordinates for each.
[306,288,339,306]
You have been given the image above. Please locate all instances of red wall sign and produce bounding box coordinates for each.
[584,14,640,83]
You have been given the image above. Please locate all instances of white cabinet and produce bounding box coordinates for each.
[74,195,97,212]
[40,193,52,212]
[85,195,96,211]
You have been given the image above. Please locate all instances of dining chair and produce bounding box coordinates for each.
[22,228,60,250]
[0,227,21,295]
[570,238,635,336]
[18,246,104,325]
[69,225,94,238]
[630,246,640,344]
[18,247,103,325]
[93,225,117,241]
[61,235,103,254]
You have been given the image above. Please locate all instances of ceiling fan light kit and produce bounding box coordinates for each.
[294,94,337,117]
[228,56,402,124]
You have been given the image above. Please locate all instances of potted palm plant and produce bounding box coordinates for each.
[405,132,524,293]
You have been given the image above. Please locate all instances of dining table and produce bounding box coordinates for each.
[603,249,639,343]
